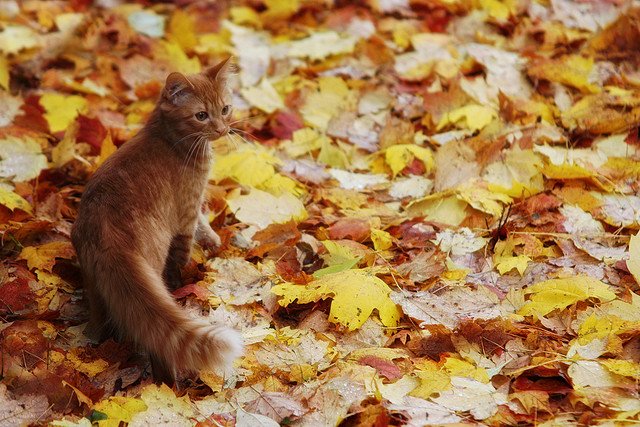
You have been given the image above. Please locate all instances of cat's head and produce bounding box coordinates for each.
[159,57,236,142]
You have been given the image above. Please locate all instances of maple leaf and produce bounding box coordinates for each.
[0,135,48,182]
[272,269,402,331]
[227,188,307,230]
[19,241,75,272]
[518,277,616,317]
[0,184,32,213]
[39,93,88,134]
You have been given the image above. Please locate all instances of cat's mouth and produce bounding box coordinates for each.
[204,128,229,140]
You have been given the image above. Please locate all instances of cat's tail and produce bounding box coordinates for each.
[95,252,243,379]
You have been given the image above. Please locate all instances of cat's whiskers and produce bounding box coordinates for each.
[229,129,253,146]
[172,131,203,148]
[228,113,264,127]
[180,135,205,178]
[230,127,258,140]
[224,134,239,151]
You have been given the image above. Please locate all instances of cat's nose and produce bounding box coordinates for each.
[213,120,228,135]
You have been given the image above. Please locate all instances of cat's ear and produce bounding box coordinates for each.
[205,56,237,83]
[163,72,194,105]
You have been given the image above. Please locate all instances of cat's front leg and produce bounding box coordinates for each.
[195,209,221,250]
[163,234,192,290]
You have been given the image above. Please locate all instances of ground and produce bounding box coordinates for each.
[1,0,640,426]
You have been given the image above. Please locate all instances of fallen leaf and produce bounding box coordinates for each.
[627,231,640,285]
[519,277,616,317]
[0,136,48,182]
[40,93,88,134]
[19,241,76,272]
[227,189,307,230]
[0,185,32,212]
[272,269,402,330]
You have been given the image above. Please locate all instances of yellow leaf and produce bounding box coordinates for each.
[437,104,497,132]
[456,183,512,216]
[63,77,109,97]
[51,120,78,168]
[528,55,599,94]
[40,93,87,133]
[66,348,109,377]
[348,347,409,361]
[125,100,155,126]
[371,229,393,251]
[444,357,490,383]
[98,133,117,167]
[406,193,468,226]
[93,396,147,427]
[62,381,92,407]
[195,33,231,56]
[212,148,303,196]
[153,40,200,74]
[168,10,197,52]
[479,0,514,21]
[542,163,596,180]
[300,77,352,131]
[384,144,434,177]
[0,186,32,213]
[289,363,317,383]
[495,255,531,276]
[317,138,349,168]
[484,148,544,198]
[509,391,551,414]
[229,6,262,27]
[627,231,640,285]
[600,359,640,379]
[240,79,285,113]
[519,277,616,317]
[36,270,62,286]
[561,92,640,135]
[410,361,451,399]
[18,241,76,272]
[576,313,631,345]
[284,128,326,158]
[263,0,300,20]
[0,55,8,90]
[272,269,402,331]
[321,240,359,262]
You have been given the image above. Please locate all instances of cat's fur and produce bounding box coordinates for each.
[71,58,243,382]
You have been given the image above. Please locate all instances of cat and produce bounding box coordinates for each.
[71,57,243,383]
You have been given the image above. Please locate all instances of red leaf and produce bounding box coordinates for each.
[271,111,304,140]
[173,283,211,300]
[76,115,108,154]
[359,355,402,381]
[328,218,370,241]
[0,278,34,314]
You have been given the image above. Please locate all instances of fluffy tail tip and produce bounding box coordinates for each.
[210,324,244,367]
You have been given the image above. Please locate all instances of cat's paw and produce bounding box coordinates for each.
[196,228,221,250]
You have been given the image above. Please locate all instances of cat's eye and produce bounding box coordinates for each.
[195,111,208,121]
[221,105,231,115]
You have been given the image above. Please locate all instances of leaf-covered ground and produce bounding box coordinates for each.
[2,0,640,425]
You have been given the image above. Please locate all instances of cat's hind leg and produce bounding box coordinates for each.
[85,285,113,341]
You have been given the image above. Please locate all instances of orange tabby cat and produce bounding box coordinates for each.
[71,58,243,382]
